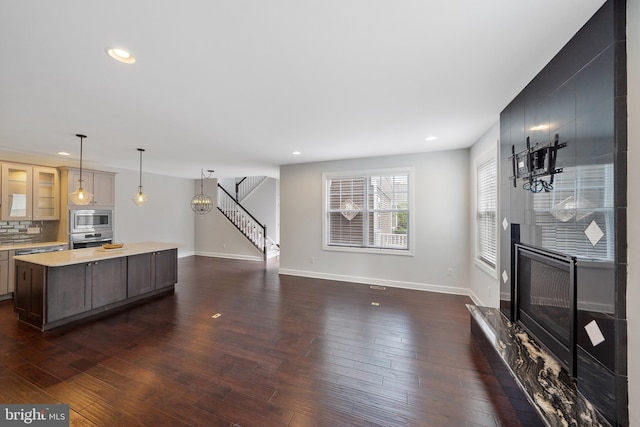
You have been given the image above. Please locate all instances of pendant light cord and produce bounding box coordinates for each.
[79,137,83,184]
[75,134,86,186]
[138,149,144,190]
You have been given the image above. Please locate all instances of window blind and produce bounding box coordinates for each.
[326,171,410,250]
[477,158,497,268]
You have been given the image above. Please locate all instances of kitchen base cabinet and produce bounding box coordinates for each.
[91,258,127,308]
[8,250,16,294]
[127,249,178,297]
[0,251,9,300]
[127,253,153,297]
[154,249,178,289]
[13,243,178,331]
[14,262,45,328]
[47,263,92,322]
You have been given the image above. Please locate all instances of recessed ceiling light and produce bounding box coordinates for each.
[292,151,301,155]
[106,47,136,64]
[425,136,437,141]
[57,151,70,156]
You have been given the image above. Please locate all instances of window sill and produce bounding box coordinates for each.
[323,244,414,257]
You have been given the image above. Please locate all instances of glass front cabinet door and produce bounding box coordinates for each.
[1,163,33,221]
[33,167,60,220]
[0,163,59,221]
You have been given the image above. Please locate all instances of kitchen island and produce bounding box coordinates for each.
[13,242,178,331]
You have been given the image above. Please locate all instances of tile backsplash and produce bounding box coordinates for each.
[0,221,59,245]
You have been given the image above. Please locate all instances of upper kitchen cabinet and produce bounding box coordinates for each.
[0,163,32,220]
[33,167,60,220]
[64,168,115,208]
[1,163,60,221]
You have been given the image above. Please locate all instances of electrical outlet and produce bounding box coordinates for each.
[309,257,315,264]
[447,268,453,276]
[27,227,40,234]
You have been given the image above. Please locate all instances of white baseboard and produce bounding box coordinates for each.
[177,250,196,258]
[468,289,484,306]
[278,268,471,297]
[195,251,263,262]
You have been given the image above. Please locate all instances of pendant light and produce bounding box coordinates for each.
[69,134,93,205]
[133,148,149,206]
[191,169,214,215]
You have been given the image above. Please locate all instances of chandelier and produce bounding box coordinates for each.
[191,169,214,214]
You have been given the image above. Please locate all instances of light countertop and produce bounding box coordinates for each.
[13,242,179,267]
[0,241,68,252]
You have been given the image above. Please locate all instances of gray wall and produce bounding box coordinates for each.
[468,122,500,307]
[112,168,195,257]
[193,178,264,261]
[279,150,470,294]
[240,177,279,245]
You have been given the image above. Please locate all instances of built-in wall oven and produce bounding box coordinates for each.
[69,230,113,249]
[69,209,114,249]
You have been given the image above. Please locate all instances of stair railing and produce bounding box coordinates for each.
[235,176,267,202]
[217,184,267,260]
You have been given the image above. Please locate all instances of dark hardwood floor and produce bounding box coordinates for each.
[0,256,540,426]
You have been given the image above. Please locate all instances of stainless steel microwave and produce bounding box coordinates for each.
[69,209,113,233]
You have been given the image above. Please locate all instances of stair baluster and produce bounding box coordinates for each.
[217,184,268,260]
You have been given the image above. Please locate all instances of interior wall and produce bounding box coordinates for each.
[279,150,471,295]
[626,0,639,423]
[193,178,263,260]
[112,168,195,257]
[468,122,500,307]
[239,177,279,245]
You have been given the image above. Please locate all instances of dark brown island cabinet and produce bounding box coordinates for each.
[13,242,178,331]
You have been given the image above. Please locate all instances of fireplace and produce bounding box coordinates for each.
[514,243,577,376]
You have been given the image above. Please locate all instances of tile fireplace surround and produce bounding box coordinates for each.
[468,305,610,427]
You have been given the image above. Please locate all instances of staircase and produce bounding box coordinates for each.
[235,176,267,202]
[217,184,278,261]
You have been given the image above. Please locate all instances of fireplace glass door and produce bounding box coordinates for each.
[515,244,577,375]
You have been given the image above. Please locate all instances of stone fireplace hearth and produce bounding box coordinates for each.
[468,305,610,426]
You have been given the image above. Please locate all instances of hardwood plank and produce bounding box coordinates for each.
[0,256,539,426]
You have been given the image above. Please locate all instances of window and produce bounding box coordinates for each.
[324,169,412,253]
[477,157,497,268]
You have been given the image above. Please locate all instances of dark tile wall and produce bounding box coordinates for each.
[498,1,627,424]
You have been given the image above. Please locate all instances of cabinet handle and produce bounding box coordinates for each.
[23,272,26,280]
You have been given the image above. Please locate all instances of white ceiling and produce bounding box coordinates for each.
[0,0,605,179]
